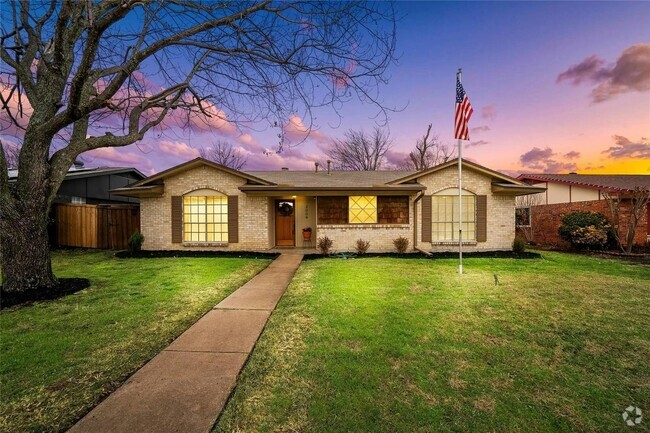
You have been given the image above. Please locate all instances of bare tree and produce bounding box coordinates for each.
[515,192,543,243]
[0,140,19,169]
[329,127,392,171]
[603,187,650,254]
[402,124,457,170]
[200,140,247,170]
[0,1,396,293]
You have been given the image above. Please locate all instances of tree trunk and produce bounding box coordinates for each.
[0,197,56,294]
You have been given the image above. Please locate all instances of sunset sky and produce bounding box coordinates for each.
[2,2,649,176]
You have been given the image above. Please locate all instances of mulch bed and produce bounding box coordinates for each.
[303,251,542,260]
[115,250,279,259]
[1,278,91,310]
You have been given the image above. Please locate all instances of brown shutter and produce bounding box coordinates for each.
[171,196,183,243]
[476,195,487,242]
[421,195,432,243]
[228,195,239,243]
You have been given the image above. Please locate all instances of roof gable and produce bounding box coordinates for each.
[389,158,526,186]
[132,158,275,187]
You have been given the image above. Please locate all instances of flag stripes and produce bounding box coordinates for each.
[454,76,473,140]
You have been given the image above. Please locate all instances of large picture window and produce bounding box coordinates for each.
[183,195,228,242]
[432,195,476,241]
[349,196,377,224]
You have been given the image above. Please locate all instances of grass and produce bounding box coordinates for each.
[0,249,271,433]
[215,251,650,433]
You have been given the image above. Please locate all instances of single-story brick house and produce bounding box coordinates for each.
[112,157,543,252]
[516,173,650,247]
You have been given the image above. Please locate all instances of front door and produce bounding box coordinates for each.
[275,199,295,246]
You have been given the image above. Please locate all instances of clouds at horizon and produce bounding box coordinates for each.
[519,147,579,173]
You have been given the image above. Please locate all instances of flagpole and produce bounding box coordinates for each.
[457,68,463,275]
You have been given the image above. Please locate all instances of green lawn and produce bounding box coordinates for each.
[0,250,271,433]
[216,252,650,433]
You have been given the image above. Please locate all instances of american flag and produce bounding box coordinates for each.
[454,76,473,140]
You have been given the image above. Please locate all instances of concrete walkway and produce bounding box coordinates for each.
[69,254,303,433]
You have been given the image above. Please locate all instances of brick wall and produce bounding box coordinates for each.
[317,195,414,253]
[520,199,649,248]
[415,165,516,252]
[141,165,270,251]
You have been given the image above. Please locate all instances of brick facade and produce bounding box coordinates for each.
[415,165,516,252]
[316,195,414,252]
[141,165,270,251]
[519,199,649,249]
[140,162,521,253]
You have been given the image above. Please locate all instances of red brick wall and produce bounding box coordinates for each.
[517,199,649,249]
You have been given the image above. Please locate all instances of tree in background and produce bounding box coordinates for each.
[603,187,650,254]
[200,140,247,170]
[515,192,543,243]
[0,1,396,293]
[402,124,456,170]
[329,127,392,171]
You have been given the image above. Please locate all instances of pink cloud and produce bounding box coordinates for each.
[158,140,200,159]
[84,147,144,165]
[0,82,33,137]
[283,114,330,146]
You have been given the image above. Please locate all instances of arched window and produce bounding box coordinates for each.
[432,188,476,241]
[183,189,228,242]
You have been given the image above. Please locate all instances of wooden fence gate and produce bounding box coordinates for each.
[55,203,140,249]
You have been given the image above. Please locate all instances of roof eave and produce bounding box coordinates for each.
[491,183,546,195]
[110,184,164,197]
[239,185,426,196]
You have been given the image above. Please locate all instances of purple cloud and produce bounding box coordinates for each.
[519,147,578,173]
[470,125,491,134]
[603,135,650,159]
[481,105,496,121]
[564,151,581,159]
[466,140,489,148]
[557,43,650,102]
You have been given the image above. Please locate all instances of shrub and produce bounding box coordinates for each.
[317,236,333,255]
[570,225,609,249]
[558,211,612,250]
[393,236,409,254]
[512,237,526,254]
[127,230,145,255]
[355,239,370,255]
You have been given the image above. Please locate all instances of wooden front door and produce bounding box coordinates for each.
[275,199,295,246]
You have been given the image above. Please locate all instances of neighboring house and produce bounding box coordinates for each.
[516,173,650,247]
[8,163,145,248]
[113,157,543,253]
[8,162,145,205]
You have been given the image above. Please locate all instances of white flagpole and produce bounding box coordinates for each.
[457,68,463,275]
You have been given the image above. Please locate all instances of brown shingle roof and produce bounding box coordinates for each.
[244,170,417,188]
[518,174,650,192]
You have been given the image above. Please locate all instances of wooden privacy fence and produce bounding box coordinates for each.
[55,203,140,249]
